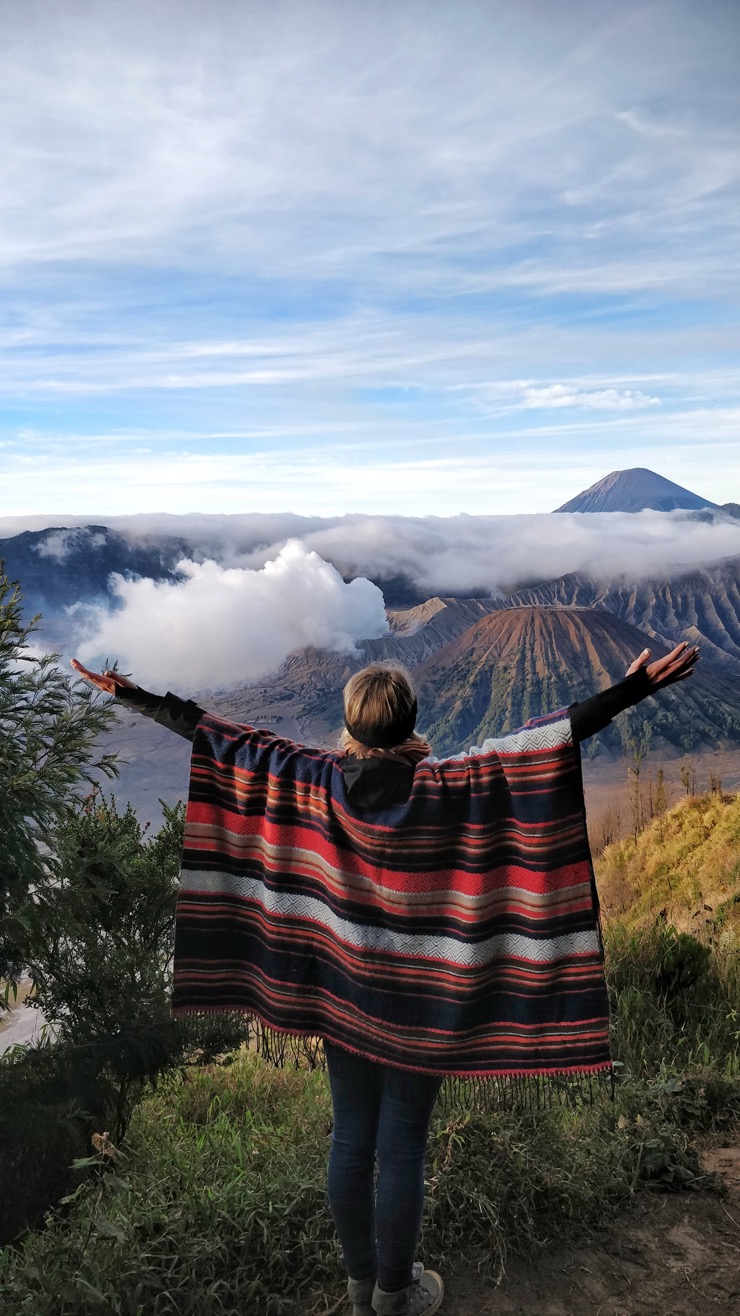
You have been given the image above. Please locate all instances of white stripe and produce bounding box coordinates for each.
[431,716,573,762]
[179,868,600,966]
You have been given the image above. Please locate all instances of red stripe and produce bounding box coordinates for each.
[185,804,592,896]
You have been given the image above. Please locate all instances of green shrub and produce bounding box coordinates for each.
[26,795,184,1043]
[605,923,740,1079]
[0,1018,186,1248]
[0,572,116,985]
[0,792,192,1247]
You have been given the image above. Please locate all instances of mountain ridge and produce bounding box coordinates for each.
[501,556,740,674]
[2,472,739,788]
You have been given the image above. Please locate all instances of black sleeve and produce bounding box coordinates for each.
[569,667,652,745]
[115,684,205,742]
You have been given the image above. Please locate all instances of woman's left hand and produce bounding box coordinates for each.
[70,659,137,695]
[625,641,699,691]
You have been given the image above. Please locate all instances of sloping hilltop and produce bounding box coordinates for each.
[595,788,740,937]
[416,605,740,757]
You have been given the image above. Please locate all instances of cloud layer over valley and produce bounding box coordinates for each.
[7,505,740,588]
[6,507,739,690]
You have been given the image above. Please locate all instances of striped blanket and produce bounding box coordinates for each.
[171,709,612,1083]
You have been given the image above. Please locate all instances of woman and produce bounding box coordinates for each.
[71,640,697,1316]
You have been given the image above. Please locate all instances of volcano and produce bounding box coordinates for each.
[554,468,717,514]
[416,605,740,756]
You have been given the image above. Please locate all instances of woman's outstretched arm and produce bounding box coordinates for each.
[70,661,204,741]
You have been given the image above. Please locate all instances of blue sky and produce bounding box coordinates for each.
[2,0,739,517]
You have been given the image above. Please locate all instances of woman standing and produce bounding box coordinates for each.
[72,640,697,1316]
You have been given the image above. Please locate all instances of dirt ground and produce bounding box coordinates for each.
[440,1146,740,1316]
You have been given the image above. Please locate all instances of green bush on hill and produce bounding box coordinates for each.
[0,577,240,1248]
[0,572,116,985]
[0,793,191,1248]
[27,794,184,1045]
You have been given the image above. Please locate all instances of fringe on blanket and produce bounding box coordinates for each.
[172,1009,615,1112]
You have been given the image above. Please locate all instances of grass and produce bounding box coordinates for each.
[596,791,740,936]
[0,1052,720,1316]
[1,922,738,1316]
[606,923,740,1080]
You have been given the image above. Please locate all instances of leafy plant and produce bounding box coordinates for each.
[26,794,184,1043]
[0,571,117,986]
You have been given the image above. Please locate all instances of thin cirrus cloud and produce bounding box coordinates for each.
[0,0,739,515]
[519,386,660,411]
[1,2,736,282]
[453,380,663,414]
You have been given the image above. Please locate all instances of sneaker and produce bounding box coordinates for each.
[372,1267,444,1316]
[348,1274,375,1316]
[349,1263,425,1316]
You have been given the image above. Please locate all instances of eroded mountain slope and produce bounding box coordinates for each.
[503,558,740,673]
[416,606,740,756]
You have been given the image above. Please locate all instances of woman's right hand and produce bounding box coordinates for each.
[70,659,138,696]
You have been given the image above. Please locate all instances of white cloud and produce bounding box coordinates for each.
[35,528,106,560]
[0,1,737,293]
[520,384,660,410]
[282,510,740,596]
[457,379,663,414]
[19,505,740,599]
[76,539,388,690]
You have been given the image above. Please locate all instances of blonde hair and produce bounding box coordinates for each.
[340,663,430,761]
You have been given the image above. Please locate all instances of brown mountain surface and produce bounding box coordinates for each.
[502,557,740,674]
[416,605,740,757]
[386,596,493,646]
[243,567,740,752]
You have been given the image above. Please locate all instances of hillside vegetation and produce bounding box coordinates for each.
[597,790,740,939]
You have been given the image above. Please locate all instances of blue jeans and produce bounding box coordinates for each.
[325,1040,443,1293]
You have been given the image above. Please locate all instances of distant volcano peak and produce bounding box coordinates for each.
[554,468,718,514]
